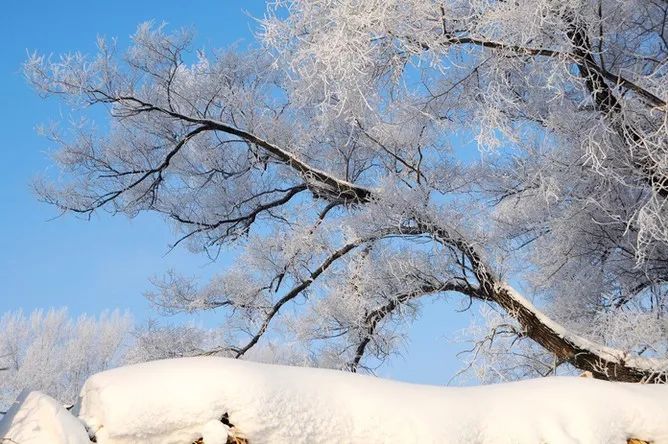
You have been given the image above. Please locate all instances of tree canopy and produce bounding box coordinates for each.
[25,0,668,382]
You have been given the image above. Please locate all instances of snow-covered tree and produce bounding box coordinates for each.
[126,320,315,367]
[24,0,668,382]
[0,309,132,409]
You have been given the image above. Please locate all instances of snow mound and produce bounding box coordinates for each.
[0,390,90,444]
[74,356,668,444]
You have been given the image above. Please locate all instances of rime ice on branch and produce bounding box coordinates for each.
[25,0,668,381]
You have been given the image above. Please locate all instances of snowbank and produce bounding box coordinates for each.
[76,356,668,444]
[0,390,89,444]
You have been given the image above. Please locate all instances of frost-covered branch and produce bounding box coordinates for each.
[26,2,668,382]
[348,279,477,372]
[228,238,371,358]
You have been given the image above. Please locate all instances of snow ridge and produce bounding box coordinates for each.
[75,357,668,444]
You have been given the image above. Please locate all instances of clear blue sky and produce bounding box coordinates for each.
[0,1,474,385]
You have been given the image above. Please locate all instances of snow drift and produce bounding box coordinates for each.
[0,390,89,444]
[71,357,668,444]
[1,357,667,443]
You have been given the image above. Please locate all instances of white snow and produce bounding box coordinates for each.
[0,390,89,444]
[74,356,668,444]
[201,419,230,444]
[3,357,667,443]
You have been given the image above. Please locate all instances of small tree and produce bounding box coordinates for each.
[25,0,668,382]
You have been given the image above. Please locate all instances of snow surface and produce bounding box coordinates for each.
[0,390,89,444]
[75,356,668,444]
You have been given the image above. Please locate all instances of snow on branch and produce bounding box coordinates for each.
[25,2,668,382]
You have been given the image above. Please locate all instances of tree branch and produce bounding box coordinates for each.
[223,238,371,358]
[57,90,668,382]
[349,280,479,372]
[429,35,666,109]
[94,90,373,204]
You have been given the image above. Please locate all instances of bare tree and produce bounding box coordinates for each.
[25,0,668,382]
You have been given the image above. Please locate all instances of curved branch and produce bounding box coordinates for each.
[349,280,479,372]
[417,216,668,382]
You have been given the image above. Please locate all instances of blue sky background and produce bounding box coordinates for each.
[0,1,475,385]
